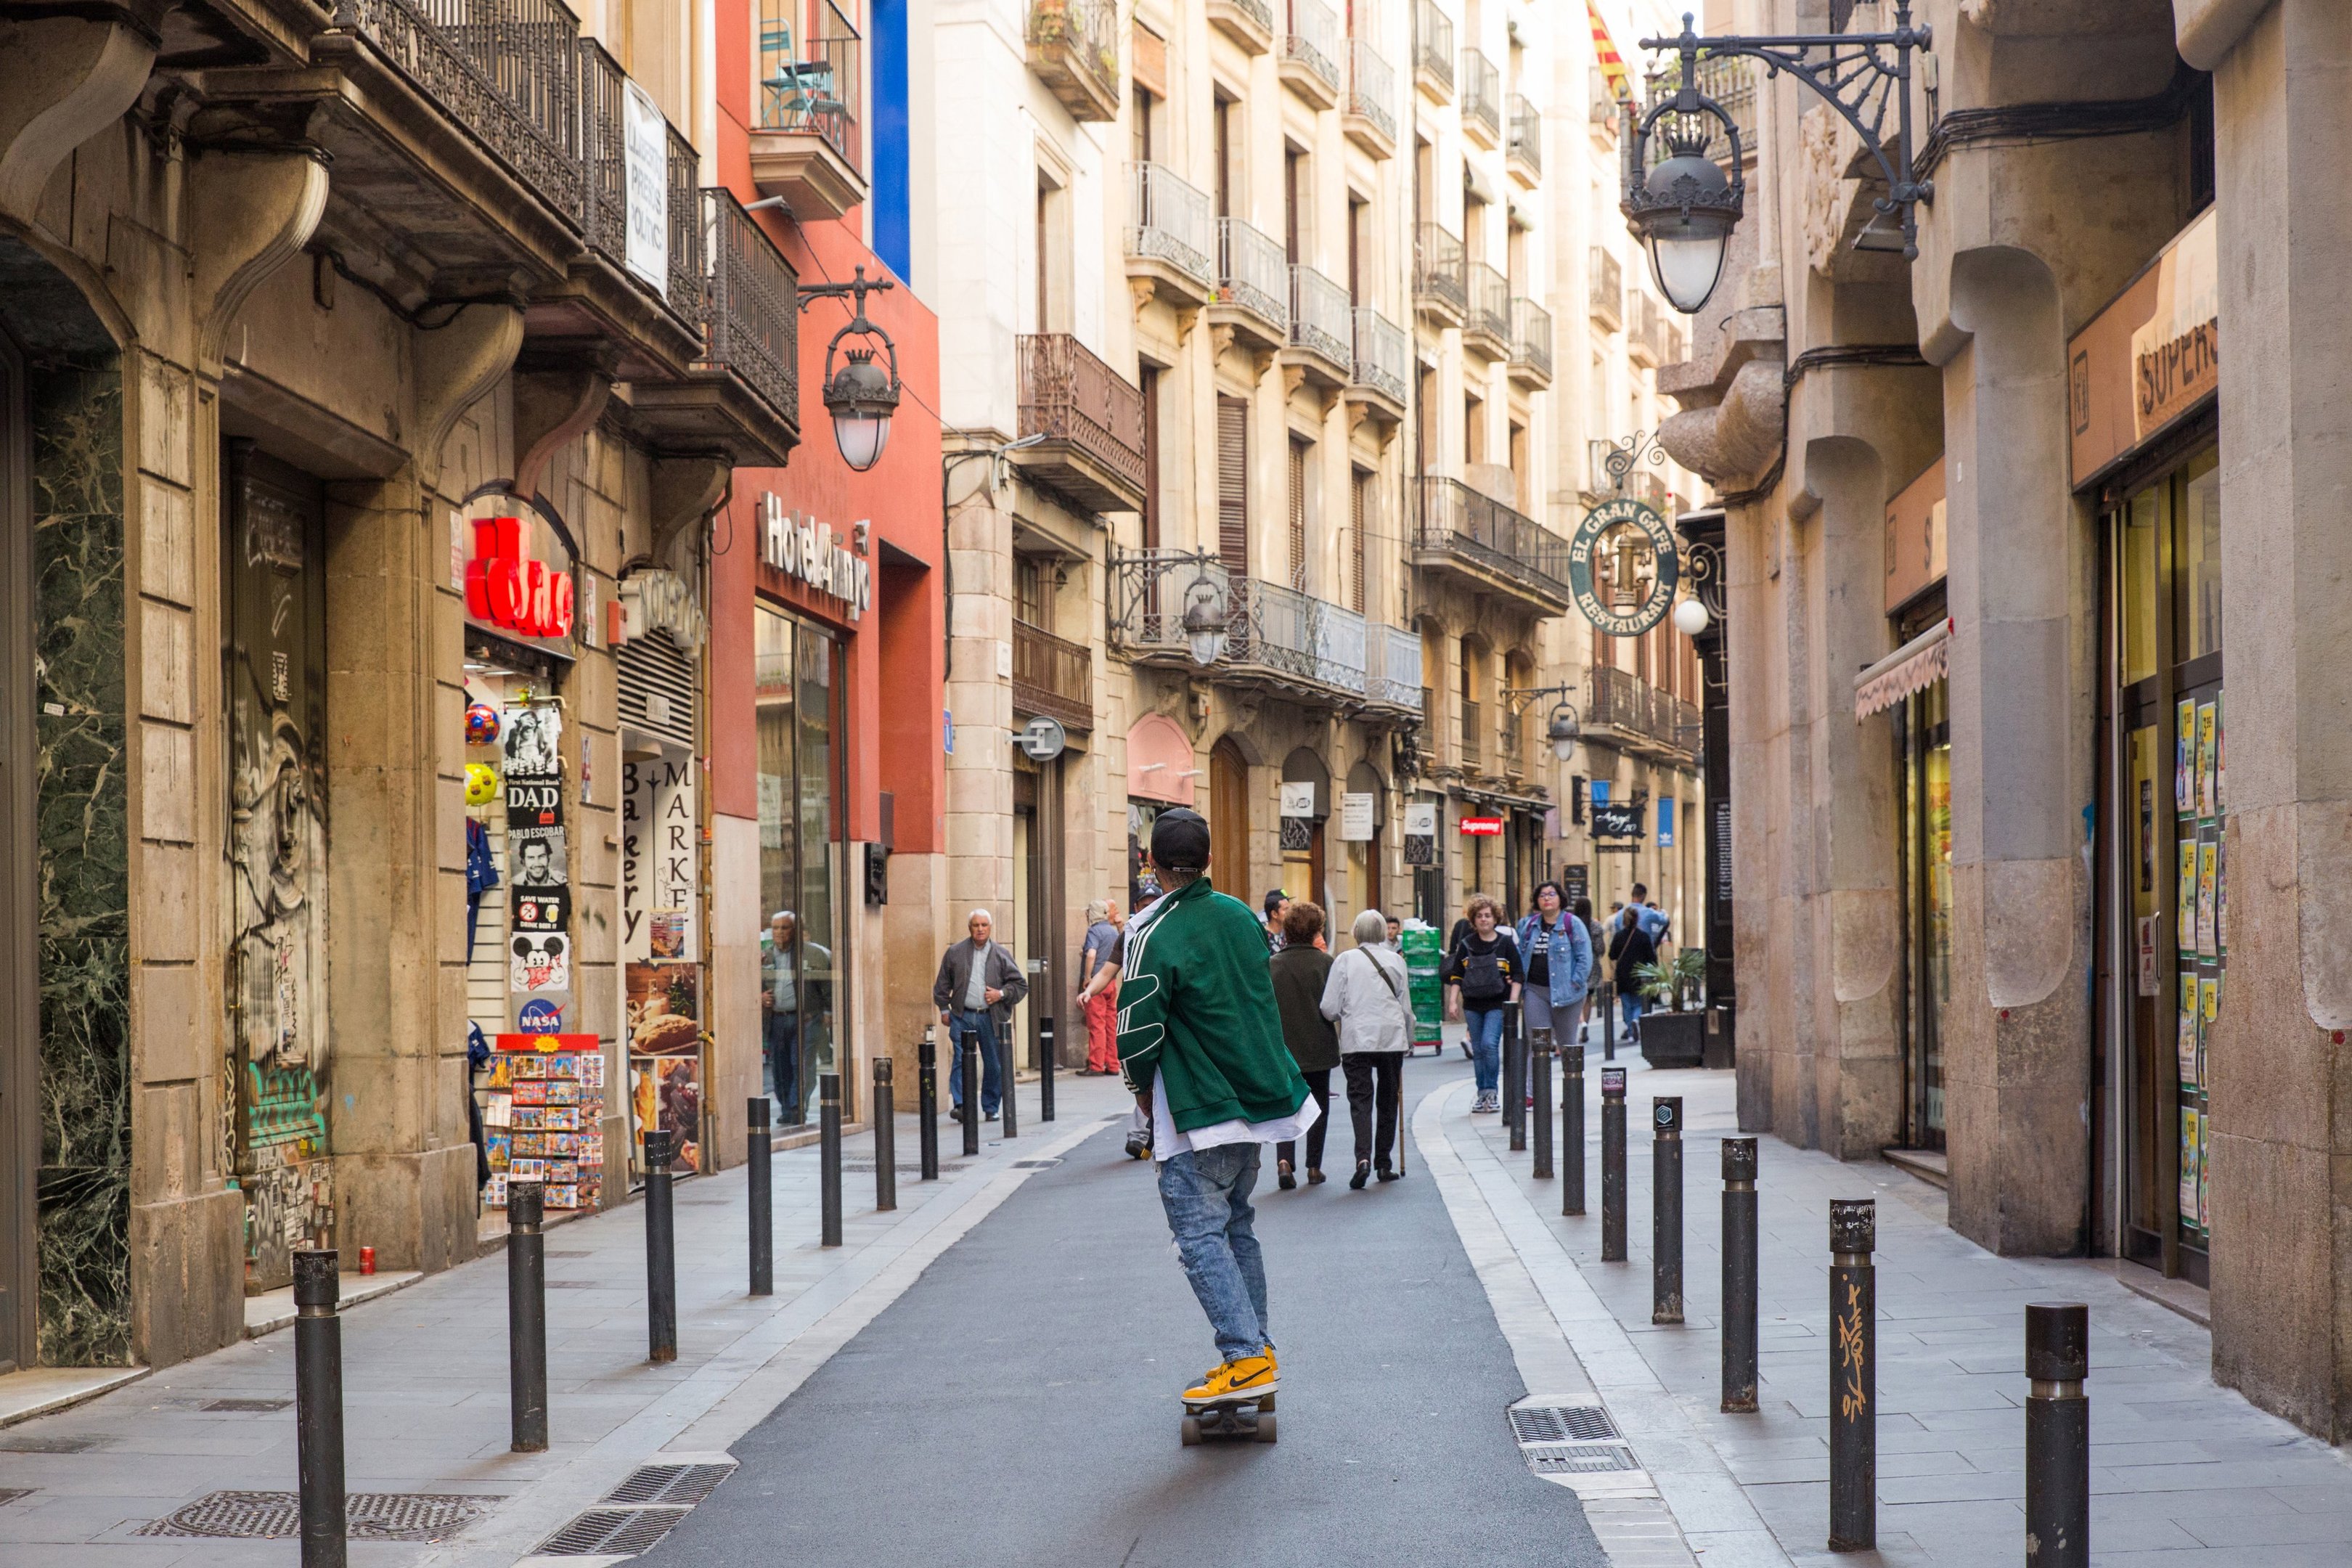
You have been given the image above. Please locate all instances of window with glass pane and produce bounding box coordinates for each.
[755,605,842,1124]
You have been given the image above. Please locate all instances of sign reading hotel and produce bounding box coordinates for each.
[2069,207,2218,484]
[760,492,873,622]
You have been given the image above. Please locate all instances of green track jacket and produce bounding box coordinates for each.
[1116,876,1310,1134]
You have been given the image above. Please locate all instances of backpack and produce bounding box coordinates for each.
[1456,940,1509,1005]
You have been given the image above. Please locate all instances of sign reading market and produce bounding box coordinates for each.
[1569,497,1681,637]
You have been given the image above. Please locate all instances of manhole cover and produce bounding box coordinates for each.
[1525,1443,1641,1474]
[1010,1159,1063,1169]
[1508,1405,1617,1444]
[605,1463,734,1507]
[202,1397,291,1413]
[0,1433,103,1453]
[136,1490,501,1540]
[536,1506,690,1557]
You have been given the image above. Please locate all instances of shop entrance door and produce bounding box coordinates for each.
[0,335,31,1370]
[1210,740,1249,896]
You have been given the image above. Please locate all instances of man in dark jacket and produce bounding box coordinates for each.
[932,910,1029,1120]
[1608,905,1659,1042]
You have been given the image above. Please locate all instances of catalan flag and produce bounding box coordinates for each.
[1588,0,1631,103]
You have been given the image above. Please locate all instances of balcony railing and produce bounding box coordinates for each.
[1647,52,1757,169]
[1413,0,1453,92]
[1343,39,1396,142]
[1025,0,1121,118]
[1589,245,1622,329]
[1126,161,1215,290]
[698,187,799,429]
[1466,261,1511,348]
[1216,216,1289,331]
[1289,264,1352,367]
[1282,0,1341,94]
[1368,624,1423,709]
[1107,552,1367,698]
[1628,290,1666,366]
[1351,307,1409,404]
[1013,619,1094,732]
[1588,666,1701,754]
[756,0,863,171]
[1414,222,1466,317]
[581,41,702,319]
[1459,698,1482,769]
[1414,476,1573,604]
[1509,296,1552,380]
[1016,333,1148,497]
[1506,93,1540,173]
[1460,48,1500,139]
[340,0,585,222]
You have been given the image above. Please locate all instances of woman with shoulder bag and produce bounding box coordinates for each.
[1514,881,1593,1103]
[1320,909,1413,1187]
[1442,894,1522,1114]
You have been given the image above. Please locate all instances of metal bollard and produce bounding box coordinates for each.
[1561,1043,1586,1216]
[918,1030,940,1182]
[961,1031,981,1158]
[507,1183,549,1452]
[747,1098,773,1297]
[1721,1138,1759,1413]
[1001,1021,1019,1139]
[1039,1016,1056,1123]
[2025,1302,2089,1568]
[1602,981,1618,1061]
[1652,1096,1683,1324]
[293,1249,346,1568]
[1530,1028,1554,1178]
[1504,998,1524,1150]
[1601,1067,1628,1262]
[872,1059,897,1212]
[820,1072,844,1247]
[644,1129,677,1363]
[1828,1199,1877,1553]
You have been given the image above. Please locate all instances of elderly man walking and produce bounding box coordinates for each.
[933,910,1028,1122]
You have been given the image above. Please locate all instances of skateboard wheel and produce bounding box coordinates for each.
[1254,1412,1277,1443]
[1180,1415,1201,1446]
[1257,1392,1275,1412]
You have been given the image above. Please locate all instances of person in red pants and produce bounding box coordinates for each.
[1078,899,1124,1074]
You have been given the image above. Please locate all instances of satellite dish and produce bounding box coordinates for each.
[1016,714,1067,762]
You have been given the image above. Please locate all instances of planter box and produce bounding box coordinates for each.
[1638,1008,1706,1070]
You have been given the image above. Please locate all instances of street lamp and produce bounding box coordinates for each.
[1622,7,1935,315]
[800,267,902,472]
[1504,685,1584,764]
[1673,596,1711,637]
[1180,567,1230,666]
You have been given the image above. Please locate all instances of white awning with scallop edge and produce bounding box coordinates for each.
[1854,618,1952,720]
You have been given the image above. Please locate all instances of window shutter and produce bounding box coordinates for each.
[1350,470,1367,613]
[1288,439,1308,590]
[1217,396,1249,579]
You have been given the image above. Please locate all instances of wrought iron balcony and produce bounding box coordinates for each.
[752,0,867,219]
[1412,0,1453,99]
[1012,334,1148,514]
[1026,0,1121,121]
[581,41,701,327]
[1586,666,1699,759]
[1413,476,1573,612]
[1126,161,1216,308]
[1107,552,1368,703]
[1281,0,1342,107]
[1506,94,1541,179]
[696,188,799,438]
[1414,222,1466,326]
[1208,0,1275,52]
[1349,307,1410,415]
[1460,47,1500,145]
[1465,261,1511,357]
[1013,619,1095,733]
[1212,217,1289,351]
[1588,247,1622,330]
[1508,295,1553,388]
[1367,624,1424,712]
[1343,39,1397,156]
[1286,264,1353,383]
[1628,290,1666,367]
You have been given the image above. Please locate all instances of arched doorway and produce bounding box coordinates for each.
[1209,738,1251,897]
[1280,747,1330,912]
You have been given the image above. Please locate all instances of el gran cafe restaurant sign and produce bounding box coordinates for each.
[2070,206,2217,486]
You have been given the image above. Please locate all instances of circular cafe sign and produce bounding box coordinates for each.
[1569,498,1682,637]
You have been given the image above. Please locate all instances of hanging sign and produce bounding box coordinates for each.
[1279,783,1317,818]
[467,517,576,642]
[622,78,669,291]
[760,493,873,621]
[1338,791,1376,842]
[618,568,706,651]
[1591,801,1645,839]
[1402,801,1437,867]
[1569,497,1681,637]
[1458,814,1505,837]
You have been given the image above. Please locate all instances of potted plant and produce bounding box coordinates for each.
[1630,950,1710,1069]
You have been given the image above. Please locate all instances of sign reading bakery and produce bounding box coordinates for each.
[2069,206,2218,486]
[759,491,872,623]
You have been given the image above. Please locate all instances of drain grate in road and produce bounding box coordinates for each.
[1508,1405,1618,1444]
[536,1507,690,1557]
[605,1463,734,1507]
[1524,1442,1641,1474]
[201,1397,291,1413]
[136,1490,500,1540]
[1010,1158,1063,1169]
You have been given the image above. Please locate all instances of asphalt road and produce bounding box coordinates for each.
[642,1055,1607,1567]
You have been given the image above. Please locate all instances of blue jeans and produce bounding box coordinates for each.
[767,1012,801,1122]
[1465,1006,1506,1094]
[1156,1143,1270,1364]
[947,1009,1003,1115]
[1620,989,1646,1035]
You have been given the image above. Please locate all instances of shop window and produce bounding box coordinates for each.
[2173,452,2221,663]
[755,604,844,1126]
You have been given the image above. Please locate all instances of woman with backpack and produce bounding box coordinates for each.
[1442,894,1522,1114]
[1320,908,1413,1186]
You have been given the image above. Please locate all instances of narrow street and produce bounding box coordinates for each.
[642,1058,1606,1568]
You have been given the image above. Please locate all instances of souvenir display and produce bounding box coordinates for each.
[481,1034,605,1212]
[465,762,501,807]
[465,701,502,746]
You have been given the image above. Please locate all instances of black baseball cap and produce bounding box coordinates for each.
[1149,808,1210,870]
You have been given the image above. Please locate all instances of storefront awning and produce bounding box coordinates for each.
[1854,618,1951,720]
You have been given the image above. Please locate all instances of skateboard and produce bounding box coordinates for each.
[1180,1389,1276,1445]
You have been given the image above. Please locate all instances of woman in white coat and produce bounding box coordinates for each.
[1320,908,1413,1189]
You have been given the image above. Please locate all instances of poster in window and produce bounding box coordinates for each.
[2196,836,2218,958]
[2175,839,2197,953]
[2179,1109,2200,1224]
[2195,701,2218,817]
[2215,836,2227,954]
[2197,1111,2210,1230]
[504,704,563,780]
[2201,972,2219,1042]
[2178,973,2199,1088]
[2213,691,2225,812]
[2174,698,2194,814]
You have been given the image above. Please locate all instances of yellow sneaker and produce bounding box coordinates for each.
[1183,1352,1278,1405]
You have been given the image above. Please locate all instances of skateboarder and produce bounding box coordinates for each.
[1119,807,1316,1414]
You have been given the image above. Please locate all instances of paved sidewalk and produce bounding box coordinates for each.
[0,1075,1130,1566]
[1455,1042,2352,1567]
